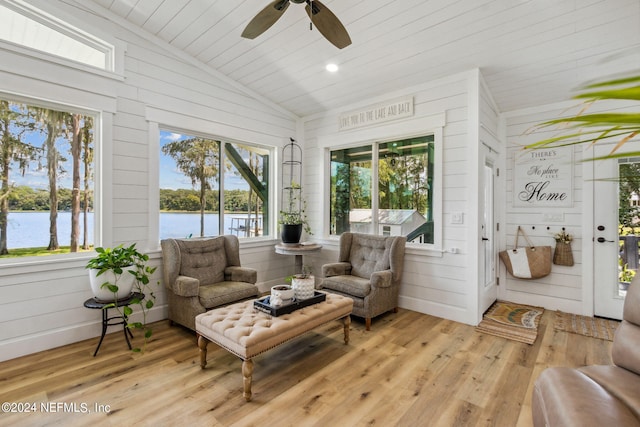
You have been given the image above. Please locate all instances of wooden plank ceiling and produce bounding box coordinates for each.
[88,0,640,118]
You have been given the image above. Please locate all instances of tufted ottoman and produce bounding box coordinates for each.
[196,292,353,401]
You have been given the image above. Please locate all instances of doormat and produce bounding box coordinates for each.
[553,311,620,341]
[476,301,544,345]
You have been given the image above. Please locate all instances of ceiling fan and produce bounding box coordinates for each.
[241,0,352,49]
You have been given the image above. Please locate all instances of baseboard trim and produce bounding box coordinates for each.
[0,305,167,362]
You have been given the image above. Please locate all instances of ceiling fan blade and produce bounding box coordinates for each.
[305,0,352,49]
[241,0,290,40]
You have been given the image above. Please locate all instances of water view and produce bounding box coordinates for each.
[4,212,261,249]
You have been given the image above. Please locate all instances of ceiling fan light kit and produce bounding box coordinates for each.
[242,0,352,49]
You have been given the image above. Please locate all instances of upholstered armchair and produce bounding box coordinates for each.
[161,235,259,331]
[320,232,406,330]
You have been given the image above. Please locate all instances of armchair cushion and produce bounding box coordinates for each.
[177,238,227,285]
[322,275,371,298]
[199,281,260,309]
[348,234,391,279]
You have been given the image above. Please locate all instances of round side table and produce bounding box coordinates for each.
[274,243,322,274]
[83,292,144,357]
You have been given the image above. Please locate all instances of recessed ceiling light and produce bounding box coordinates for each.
[326,63,339,73]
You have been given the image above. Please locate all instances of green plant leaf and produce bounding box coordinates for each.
[575,86,640,101]
[105,284,119,293]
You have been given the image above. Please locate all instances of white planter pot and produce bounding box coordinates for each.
[271,285,295,301]
[291,276,315,300]
[89,266,136,301]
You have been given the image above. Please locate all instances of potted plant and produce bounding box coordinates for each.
[286,265,315,300]
[279,181,312,244]
[86,243,158,352]
[619,259,636,291]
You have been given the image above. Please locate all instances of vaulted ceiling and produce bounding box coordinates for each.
[87,0,640,118]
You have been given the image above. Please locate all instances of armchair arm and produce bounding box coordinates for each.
[173,275,200,297]
[370,270,393,289]
[322,262,352,277]
[225,266,257,284]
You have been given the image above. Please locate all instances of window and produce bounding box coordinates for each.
[0,96,96,257]
[330,135,434,244]
[0,1,114,71]
[159,130,271,240]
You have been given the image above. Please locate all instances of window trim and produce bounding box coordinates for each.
[0,92,109,265]
[150,119,277,246]
[323,127,443,252]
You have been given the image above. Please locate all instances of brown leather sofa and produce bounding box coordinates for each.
[532,278,640,426]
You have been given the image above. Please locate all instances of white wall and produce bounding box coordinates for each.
[501,97,639,315]
[501,105,585,313]
[299,70,501,326]
[0,0,297,362]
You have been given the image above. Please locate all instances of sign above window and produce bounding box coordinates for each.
[338,96,414,131]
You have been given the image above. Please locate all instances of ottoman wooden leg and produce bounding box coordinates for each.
[197,334,209,369]
[343,315,351,344]
[242,359,254,402]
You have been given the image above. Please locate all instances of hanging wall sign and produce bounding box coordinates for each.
[513,146,573,207]
[338,96,414,131]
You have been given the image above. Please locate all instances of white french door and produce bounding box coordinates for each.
[592,143,639,319]
[479,145,498,315]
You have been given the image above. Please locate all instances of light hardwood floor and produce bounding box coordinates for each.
[0,308,613,427]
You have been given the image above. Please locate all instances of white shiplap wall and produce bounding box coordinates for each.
[0,0,297,362]
[501,98,639,315]
[299,70,499,326]
[501,105,585,313]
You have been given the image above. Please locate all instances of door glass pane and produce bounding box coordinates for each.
[618,159,640,298]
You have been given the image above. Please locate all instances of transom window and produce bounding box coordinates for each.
[0,1,113,71]
[330,135,434,244]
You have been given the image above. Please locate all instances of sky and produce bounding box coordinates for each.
[7,127,250,192]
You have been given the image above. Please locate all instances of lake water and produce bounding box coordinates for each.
[4,212,259,248]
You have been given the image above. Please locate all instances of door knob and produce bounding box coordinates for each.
[597,225,605,231]
[482,237,489,241]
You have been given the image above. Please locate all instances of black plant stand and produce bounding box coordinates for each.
[83,292,144,356]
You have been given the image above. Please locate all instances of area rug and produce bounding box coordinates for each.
[554,311,620,341]
[476,301,544,345]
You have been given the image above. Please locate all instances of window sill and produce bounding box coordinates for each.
[312,236,445,258]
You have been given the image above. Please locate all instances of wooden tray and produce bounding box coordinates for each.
[253,291,327,316]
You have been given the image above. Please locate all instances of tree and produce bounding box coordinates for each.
[68,113,82,252]
[82,116,94,250]
[161,138,219,236]
[33,107,68,251]
[0,101,38,255]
